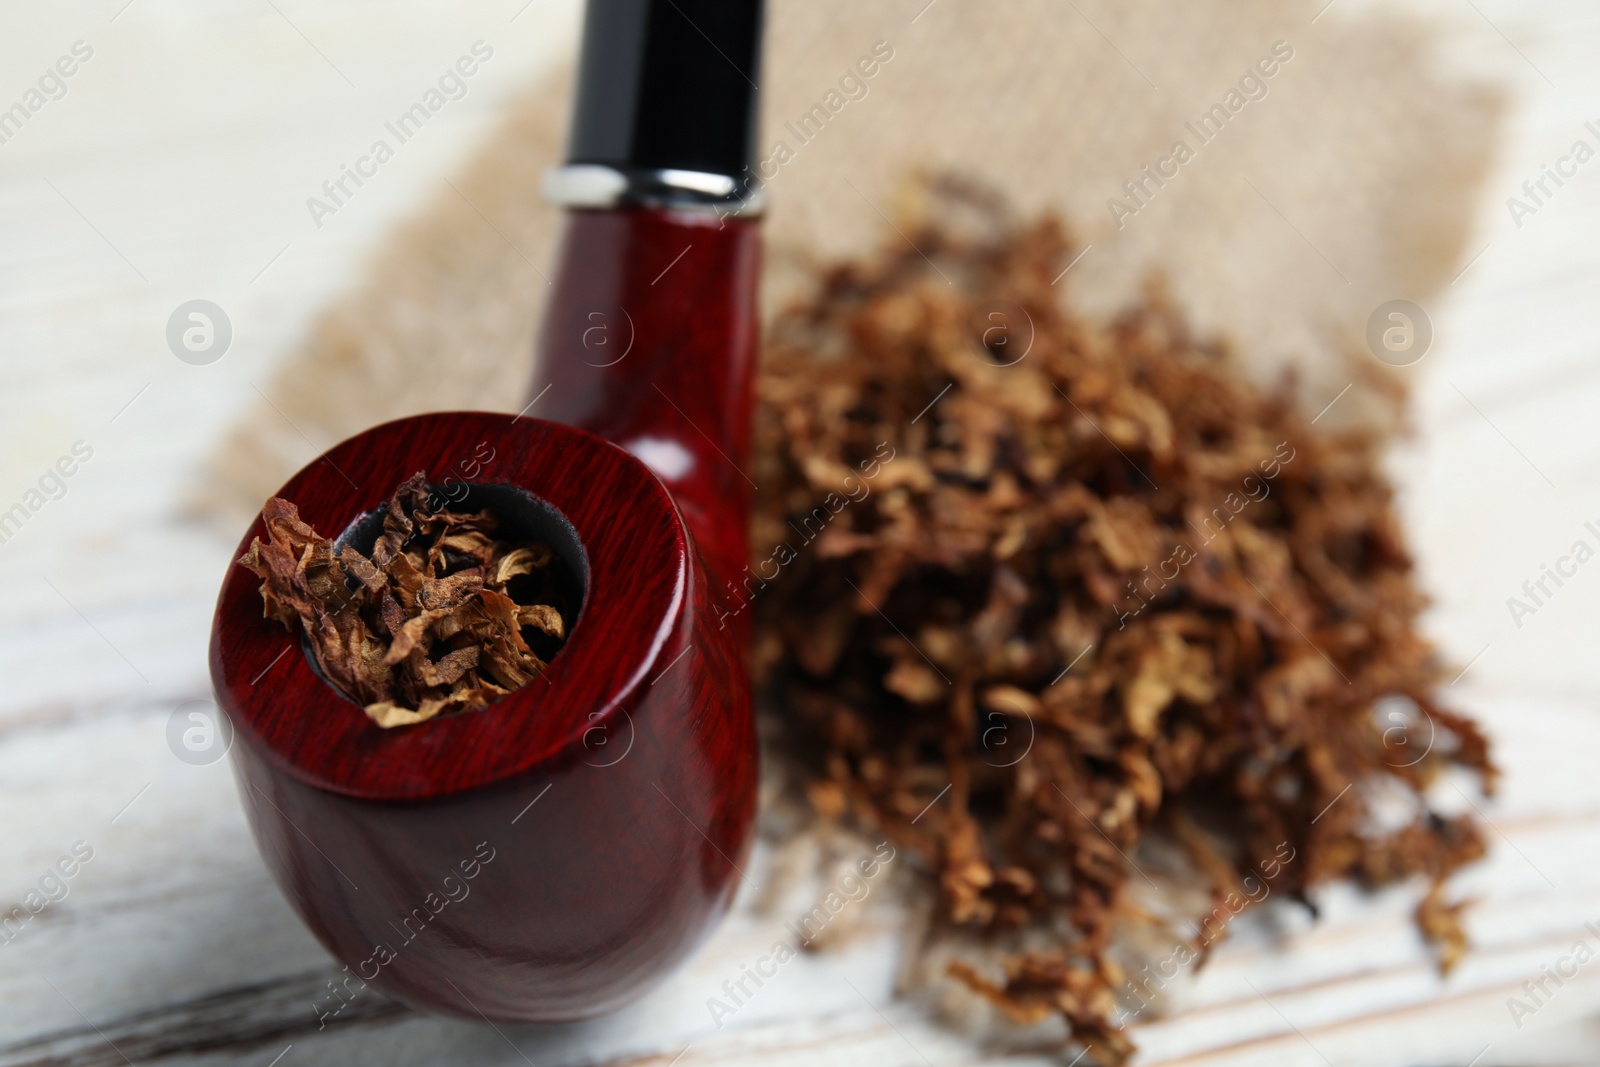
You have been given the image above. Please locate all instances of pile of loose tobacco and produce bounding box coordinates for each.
[240,473,568,727]
[751,182,1494,1061]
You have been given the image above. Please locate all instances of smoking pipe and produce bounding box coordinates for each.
[209,0,764,1022]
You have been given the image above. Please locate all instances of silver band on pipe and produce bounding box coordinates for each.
[542,164,766,218]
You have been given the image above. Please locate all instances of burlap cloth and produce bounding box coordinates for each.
[200,0,1500,522]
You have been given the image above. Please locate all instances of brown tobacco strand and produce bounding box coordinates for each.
[239,472,570,728]
[750,177,1494,1063]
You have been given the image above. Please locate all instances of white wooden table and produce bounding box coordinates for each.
[3,1,1600,1064]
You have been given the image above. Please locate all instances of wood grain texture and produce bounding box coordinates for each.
[210,412,756,1020]
[0,970,405,1067]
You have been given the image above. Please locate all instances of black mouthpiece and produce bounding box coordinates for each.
[565,0,763,179]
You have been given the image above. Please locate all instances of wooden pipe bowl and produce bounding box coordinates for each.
[210,412,757,1021]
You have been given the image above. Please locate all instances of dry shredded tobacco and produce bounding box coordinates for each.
[239,473,568,727]
[751,179,1495,1061]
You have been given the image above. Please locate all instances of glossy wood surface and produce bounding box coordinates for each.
[532,208,761,592]
[207,205,762,1020]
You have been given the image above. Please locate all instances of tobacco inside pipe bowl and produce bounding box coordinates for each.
[297,479,589,716]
